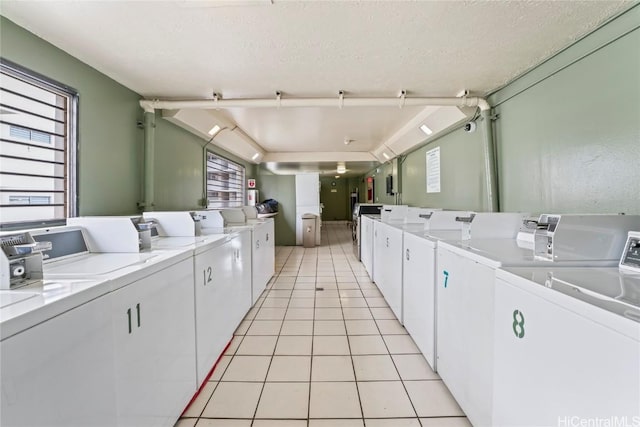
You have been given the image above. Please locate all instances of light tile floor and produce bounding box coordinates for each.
[176,222,470,427]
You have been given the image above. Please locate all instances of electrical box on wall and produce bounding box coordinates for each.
[386,175,394,195]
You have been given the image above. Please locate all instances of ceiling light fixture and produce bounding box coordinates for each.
[208,124,221,136]
[337,164,346,174]
[251,153,260,161]
[419,124,433,135]
[382,152,390,160]
[344,138,353,145]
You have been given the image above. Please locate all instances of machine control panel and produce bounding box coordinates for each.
[620,231,640,273]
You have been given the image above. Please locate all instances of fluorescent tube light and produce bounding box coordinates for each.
[419,124,433,135]
[382,152,390,160]
[208,125,221,136]
[252,153,260,161]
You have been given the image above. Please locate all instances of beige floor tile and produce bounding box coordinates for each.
[315,289,340,298]
[275,276,297,282]
[235,335,278,355]
[382,334,420,354]
[255,382,310,418]
[253,420,307,427]
[288,298,315,308]
[369,307,396,320]
[174,418,197,427]
[209,355,232,380]
[271,281,295,290]
[405,380,465,417]
[352,355,399,381]
[342,307,374,320]
[291,289,316,298]
[361,289,383,298]
[348,335,389,355]
[392,354,440,380]
[308,419,364,427]
[255,307,287,320]
[314,307,344,320]
[338,289,364,298]
[234,320,251,335]
[294,282,317,290]
[309,382,362,418]
[201,382,262,418]
[285,307,315,320]
[312,335,350,355]
[340,298,368,308]
[182,381,217,417]
[266,355,311,382]
[345,319,379,335]
[314,297,342,307]
[268,289,294,298]
[221,355,271,381]
[296,276,317,283]
[246,320,283,335]
[375,319,408,335]
[313,320,346,335]
[280,320,314,335]
[365,297,389,308]
[311,355,355,381]
[275,335,313,355]
[224,336,243,355]
[365,419,421,427]
[420,417,472,427]
[260,298,290,308]
[243,308,258,320]
[357,381,416,418]
[195,419,251,427]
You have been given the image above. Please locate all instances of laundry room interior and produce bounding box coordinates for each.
[1,2,639,427]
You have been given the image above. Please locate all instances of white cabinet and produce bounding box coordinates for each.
[1,296,117,427]
[436,245,495,427]
[194,236,240,385]
[493,276,640,425]
[402,232,437,369]
[374,222,404,320]
[112,258,196,427]
[253,220,275,304]
[361,216,375,279]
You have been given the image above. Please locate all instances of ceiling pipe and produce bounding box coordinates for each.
[140,96,490,111]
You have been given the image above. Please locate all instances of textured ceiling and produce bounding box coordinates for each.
[0,0,630,170]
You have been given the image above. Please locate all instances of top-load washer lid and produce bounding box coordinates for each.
[150,236,209,249]
[0,291,39,309]
[43,252,158,276]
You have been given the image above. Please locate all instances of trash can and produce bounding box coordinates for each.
[302,213,317,248]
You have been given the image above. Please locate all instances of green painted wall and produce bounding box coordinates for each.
[1,16,142,216]
[365,6,640,215]
[257,170,296,245]
[319,177,349,221]
[400,128,485,210]
[1,16,257,217]
[153,113,257,211]
[491,24,640,215]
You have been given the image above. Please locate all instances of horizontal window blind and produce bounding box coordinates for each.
[0,61,77,227]
[206,151,245,209]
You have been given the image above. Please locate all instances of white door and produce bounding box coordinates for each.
[361,216,374,279]
[384,225,404,321]
[231,231,252,327]
[493,277,640,426]
[435,247,470,415]
[112,258,196,427]
[1,295,117,427]
[402,233,436,369]
[194,241,236,385]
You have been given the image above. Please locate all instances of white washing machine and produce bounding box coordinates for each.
[492,232,640,426]
[436,214,640,427]
[401,210,474,371]
[31,219,197,427]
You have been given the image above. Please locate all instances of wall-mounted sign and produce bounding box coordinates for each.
[426,147,441,193]
[248,179,256,188]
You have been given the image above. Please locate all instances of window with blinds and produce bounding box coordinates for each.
[206,151,245,209]
[0,60,78,228]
